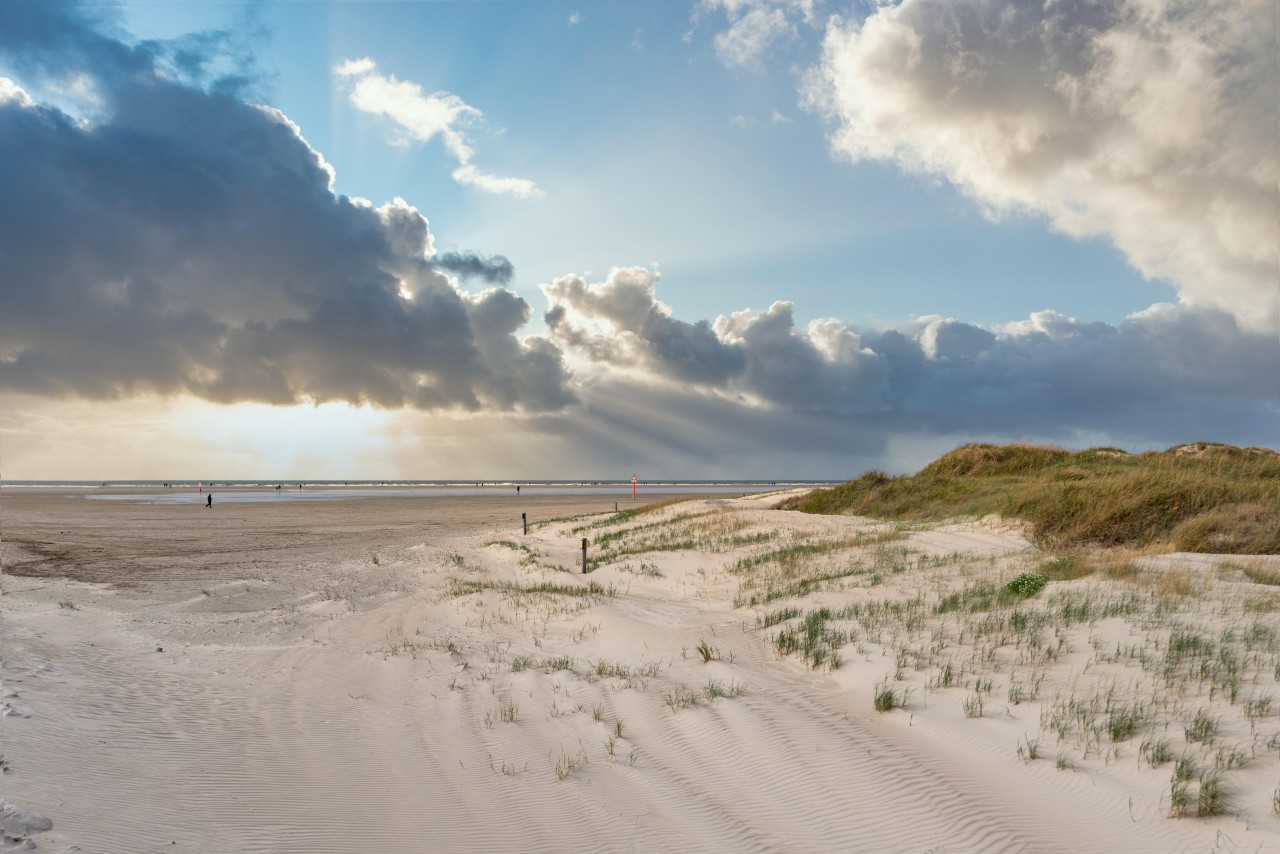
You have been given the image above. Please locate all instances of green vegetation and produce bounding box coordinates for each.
[779,443,1280,553]
[664,685,699,712]
[873,676,911,712]
[448,578,614,599]
[1005,572,1048,597]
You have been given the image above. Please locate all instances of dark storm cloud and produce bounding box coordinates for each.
[431,252,516,285]
[543,270,1280,452]
[0,2,572,412]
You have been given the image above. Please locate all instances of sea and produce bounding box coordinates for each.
[0,480,836,505]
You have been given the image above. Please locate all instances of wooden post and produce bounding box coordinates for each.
[522,512,527,535]
[580,537,589,574]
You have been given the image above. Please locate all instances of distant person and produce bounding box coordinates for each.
[516,485,520,495]
[206,493,212,508]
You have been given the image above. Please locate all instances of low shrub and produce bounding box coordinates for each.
[1005,572,1048,597]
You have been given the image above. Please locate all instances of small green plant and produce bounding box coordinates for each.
[695,639,721,663]
[484,699,516,728]
[1245,693,1274,722]
[1017,733,1042,761]
[1214,744,1249,771]
[57,600,77,610]
[962,692,984,718]
[873,677,910,713]
[1106,704,1146,742]
[554,751,587,780]
[1169,777,1192,817]
[704,679,747,702]
[664,685,699,712]
[1140,737,1173,767]
[1005,572,1048,597]
[1197,770,1228,816]
[1185,708,1219,744]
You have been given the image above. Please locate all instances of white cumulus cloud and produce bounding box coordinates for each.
[0,76,33,107]
[697,0,814,67]
[805,0,1278,332]
[335,57,542,199]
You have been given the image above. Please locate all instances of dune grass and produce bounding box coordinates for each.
[779,443,1280,554]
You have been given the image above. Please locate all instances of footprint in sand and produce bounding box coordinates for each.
[2,800,53,844]
[1,701,30,718]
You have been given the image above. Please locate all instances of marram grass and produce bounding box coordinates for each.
[779,442,1280,554]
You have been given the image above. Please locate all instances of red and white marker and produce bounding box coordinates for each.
[631,474,637,498]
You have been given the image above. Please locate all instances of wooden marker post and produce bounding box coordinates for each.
[580,538,589,574]
[522,512,527,535]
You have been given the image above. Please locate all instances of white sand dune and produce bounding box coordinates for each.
[3,489,1280,852]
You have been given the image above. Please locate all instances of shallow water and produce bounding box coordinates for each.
[80,483,809,504]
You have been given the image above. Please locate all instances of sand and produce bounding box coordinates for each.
[4,488,1280,852]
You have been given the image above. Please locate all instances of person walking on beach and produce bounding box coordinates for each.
[206,493,212,508]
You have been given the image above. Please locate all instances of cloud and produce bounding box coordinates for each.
[568,11,581,26]
[715,6,794,67]
[334,57,542,199]
[0,3,570,412]
[1,3,1274,481]
[544,267,749,388]
[805,0,1278,332]
[542,268,1279,452]
[696,0,814,67]
[431,251,515,285]
[0,77,33,107]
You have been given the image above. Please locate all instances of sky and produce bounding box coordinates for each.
[0,0,1276,480]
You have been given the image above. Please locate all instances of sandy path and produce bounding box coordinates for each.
[3,490,1279,852]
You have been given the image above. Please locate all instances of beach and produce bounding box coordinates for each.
[4,488,1280,852]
